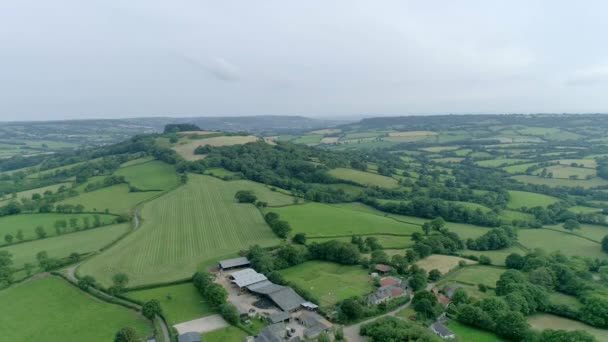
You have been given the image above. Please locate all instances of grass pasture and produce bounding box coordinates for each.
[568,205,602,214]
[278,261,373,307]
[115,160,179,190]
[270,202,421,237]
[463,245,528,266]
[0,182,72,204]
[119,156,155,168]
[58,184,162,214]
[416,254,476,274]
[0,213,117,243]
[127,282,213,325]
[292,134,324,145]
[440,265,505,288]
[512,175,608,189]
[79,175,280,286]
[0,223,130,268]
[448,321,506,342]
[518,228,606,259]
[507,190,560,209]
[544,224,608,243]
[528,314,608,342]
[0,276,152,342]
[308,234,414,249]
[532,165,596,179]
[475,158,529,168]
[203,326,248,342]
[172,135,259,160]
[328,168,399,188]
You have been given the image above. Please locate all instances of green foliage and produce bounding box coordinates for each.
[219,303,239,325]
[412,291,443,321]
[466,226,517,251]
[234,190,257,203]
[142,299,162,320]
[360,316,441,341]
[114,327,138,342]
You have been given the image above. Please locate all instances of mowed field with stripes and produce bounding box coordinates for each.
[79,174,285,286]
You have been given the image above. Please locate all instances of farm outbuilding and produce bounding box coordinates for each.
[219,257,251,270]
[430,322,455,339]
[230,268,268,288]
[177,332,202,342]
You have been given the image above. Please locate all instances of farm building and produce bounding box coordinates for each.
[374,264,392,273]
[268,311,290,324]
[368,285,406,305]
[432,288,451,307]
[219,257,251,270]
[177,332,202,342]
[379,276,402,287]
[230,268,268,288]
[297,311,333,339]
[430,322,455,339]
[255,322,287,342]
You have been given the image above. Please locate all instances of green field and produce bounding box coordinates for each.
[0,213,117,243]
[204,167,242,178]
[567,205,603,214]
[513,175,608,189]
[528,314,608,342]
[58,184,162,214]
[0,276,152,342]
[544,224,608,243]
[308,234,414,249]
[440,265,506,288]
[502,162,540,174]
[119,156,155,168]
[549,292,583,309]
[533,165,596,179]
[507,190,560,209]
[127,282,213,325]
[328,168,399,188]
[270,202,420,237]
[0,223,130,268]
[0,182,72,204]
[558,159,598,168]
[518,228,606,259]
[476,158,529,167]
[463,245,528,266]
[292,134,324,145]
[448,321,506,342]
[79,175,280,286]
[202,326,247,342]
[115,160,180,190]
[278,261,374,307]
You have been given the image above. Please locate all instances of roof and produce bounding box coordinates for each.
[178,332,202,342]
[368,285,404,304]
[375,264,392,272]
[267,287,306,312]
[219,257,250,269]
[391,287,405,297]
[431,322,455,338]
[248,281,285,294]
[231,268,267,288]
[380,277,401,287]
[301,301,318,310]
[255,323,285,342]
[299,312,332,338]
[444,284,461,298]
[269,311,290,324]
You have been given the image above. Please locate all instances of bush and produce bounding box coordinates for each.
[220,303,240,325]
[142,299,162,319]
[235,190,257,203]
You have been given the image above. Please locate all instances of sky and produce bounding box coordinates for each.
[2,1,608,121]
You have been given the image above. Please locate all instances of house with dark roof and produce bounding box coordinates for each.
[247,281,306,312]
[255,323,286,342]
[297,311,333,339]
[430,322,455,339]
[178,332,202,342]
[268,311,290,324]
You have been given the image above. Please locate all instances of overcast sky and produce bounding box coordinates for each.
[2,1,608,121]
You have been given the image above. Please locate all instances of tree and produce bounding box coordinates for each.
[422,222,432,235]
[205,283,228,308]
[23,262,34,276]
[114,327,138,342]
[317,332,331,342]
[15,229,24,241]
[493,311,529,340]
[339,298,364,321]
[4,234,13,244]
[110,272,129,294]
[451,288,470,306]
[563,219,580,231]
[479,255,492,265]
[78,275,96,290]
[142,300,162,319]
[428,269,442,281]
[292,233,307,245]
[0,251,14,286]
[270,220,291,238]
[220,303,239,325]
[409,273,427,291]
[505,253,525,270]
[234,190,257,203]
[334,327,345,341]
[412,291,442,321]
[35,226,47,239]
[602,235,608,253]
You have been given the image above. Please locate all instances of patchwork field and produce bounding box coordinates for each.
[270,202,420,237]
[127,282,213,325]
[528,314,608,342]
[476,158,529,167]
[532,165,596,179]
[0,276,152,342]
[115,160,179,190]
[203,326,248,342]
[292,134,324,145]
[328,168,399,188]
[0,213,117,243]
[416,254,476,274]
[79,174,280,286]
[463,245,528,266]
[308,234,414,249]
[518,228,606,259]
[58,184,162,214]
[543,224,608,243]
[507,190,560,209]
[0,223,130,268]
[119,156,156,168]
[278,261,374,307]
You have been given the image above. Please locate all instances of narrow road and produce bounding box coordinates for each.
[343,282,436,342]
